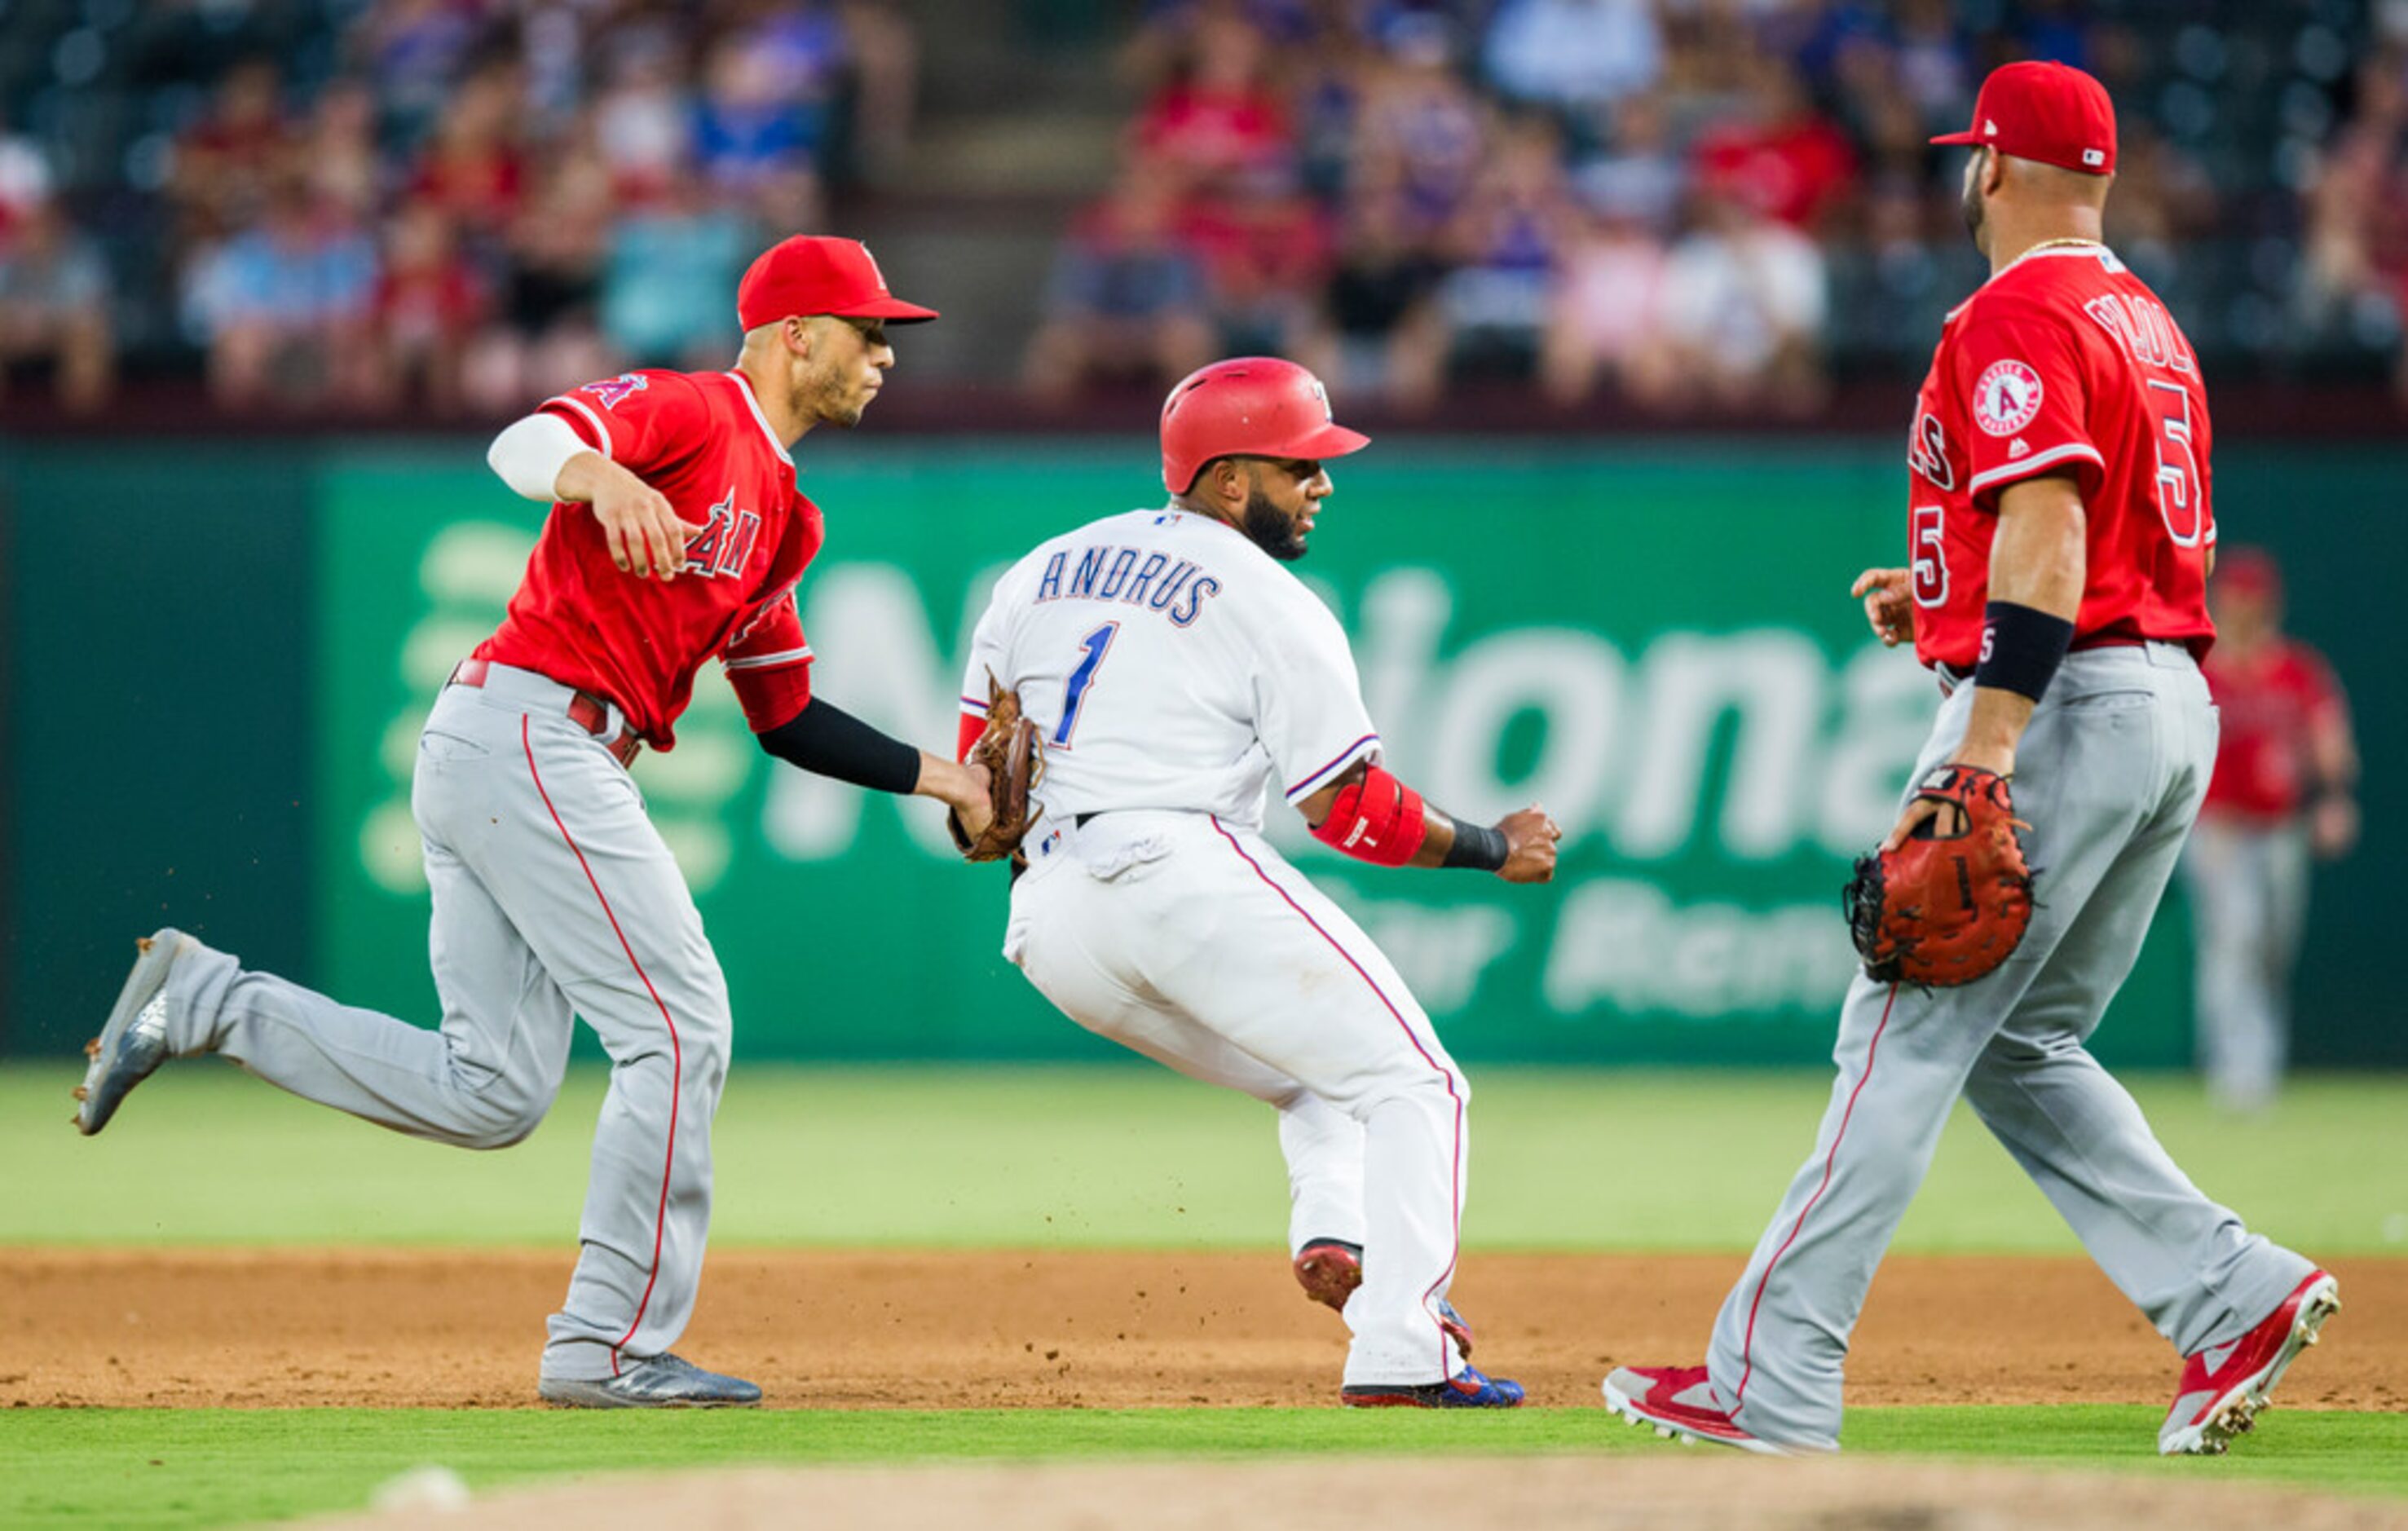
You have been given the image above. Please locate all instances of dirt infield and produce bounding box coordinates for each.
[320,1458,2408,1531]
[4,1248,2400,1410]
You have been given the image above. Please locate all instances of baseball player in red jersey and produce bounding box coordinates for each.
[1603,63,2336,1458]
[2181,549,2358,1111]
[72,236,995,1407]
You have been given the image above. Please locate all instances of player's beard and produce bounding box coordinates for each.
[814,383,867,430]
[801,364,868,429]
[1241,487,1309,562]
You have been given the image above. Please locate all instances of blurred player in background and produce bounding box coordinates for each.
[959,358,1559,1408]
[2180,547,2359,1112]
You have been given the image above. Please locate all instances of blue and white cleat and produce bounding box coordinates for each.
[1342,1365,1525,1409]
[73,929,192,1136]
[538,1353,763,1409]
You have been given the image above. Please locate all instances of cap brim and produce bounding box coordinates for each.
[838,298,941,323]
[1295,424,1371,461]
[1929,129,1982,145]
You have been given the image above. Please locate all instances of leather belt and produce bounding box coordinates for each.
[448,659,641,767]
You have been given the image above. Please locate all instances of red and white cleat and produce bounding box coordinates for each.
[2159,1269,2340,1456]
[1601,1365,1800,1456]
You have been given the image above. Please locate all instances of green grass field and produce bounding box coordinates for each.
[8,1064,2407,1253]
[4,1063,2404,1527]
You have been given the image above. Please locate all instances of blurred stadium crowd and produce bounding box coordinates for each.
[0,0,2403,418]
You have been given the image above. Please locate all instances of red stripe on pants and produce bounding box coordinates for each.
[524,715,683,1375]
[1733,982,1899,1405]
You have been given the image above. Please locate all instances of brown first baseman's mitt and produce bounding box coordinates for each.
[950,673,1043,863]
[1843,766,2035,987]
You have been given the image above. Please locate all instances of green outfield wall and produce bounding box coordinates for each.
[6,437,2400,1066]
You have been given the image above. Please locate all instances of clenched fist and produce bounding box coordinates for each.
[1497,805,1562,884]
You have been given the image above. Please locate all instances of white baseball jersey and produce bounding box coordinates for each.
[969,504,1476,1390]
[960,508,1381,829]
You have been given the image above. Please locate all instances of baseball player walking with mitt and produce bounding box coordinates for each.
[1603,63,2335,1458]
[73,236,995,1407]
[959,357,1559,1407]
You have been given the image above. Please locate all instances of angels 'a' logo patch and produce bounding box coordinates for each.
[1972,360,2043,437]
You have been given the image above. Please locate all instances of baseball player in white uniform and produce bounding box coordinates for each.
[957,358,1559,1407]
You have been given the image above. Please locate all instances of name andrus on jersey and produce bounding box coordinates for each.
[1033,537,1224,629]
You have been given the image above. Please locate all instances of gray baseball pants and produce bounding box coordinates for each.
[1705,642,2314,1450]
[2180,816,2311,1110]
[156,664,731,1383]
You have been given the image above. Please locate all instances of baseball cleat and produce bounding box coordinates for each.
[537,1352,761,1409]
[74,930,194,1136]
[1601,1365,1797,1456]
[2159,1270,2340,1455]
[1293,1237,1475,1358]
[1341,1365,1524,1409]
[1294,1238,1362,1310]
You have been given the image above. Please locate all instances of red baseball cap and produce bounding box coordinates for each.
[736,236,939,330]
[2214,546,2282,601]
[1932,60,2117,176]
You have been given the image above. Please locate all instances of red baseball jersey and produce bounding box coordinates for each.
[1905,243,2216,670]
[2202,639,2348,820]
[476,368,821,748]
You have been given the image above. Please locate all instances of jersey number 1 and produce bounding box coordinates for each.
[1053,623,1119,748]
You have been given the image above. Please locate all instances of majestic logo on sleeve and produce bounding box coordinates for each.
[1971,360,2043,437]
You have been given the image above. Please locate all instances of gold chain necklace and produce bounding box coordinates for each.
[2022,236,2106,255]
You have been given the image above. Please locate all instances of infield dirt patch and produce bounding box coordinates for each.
[5,1249,2401,1410]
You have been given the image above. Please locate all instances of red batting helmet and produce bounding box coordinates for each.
[1159,357,1371,495]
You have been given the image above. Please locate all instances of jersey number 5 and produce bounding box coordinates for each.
[1053,622,1119,748]
[1911,505,1949,607]
[2146,379,2204,548]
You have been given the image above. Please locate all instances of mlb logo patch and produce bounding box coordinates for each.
[2083,148,2106,167]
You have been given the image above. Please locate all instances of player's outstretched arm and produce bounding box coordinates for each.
[756,698,993,837]
[1298,762,1559,883]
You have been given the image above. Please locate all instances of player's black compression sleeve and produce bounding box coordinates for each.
[756,697,920,795]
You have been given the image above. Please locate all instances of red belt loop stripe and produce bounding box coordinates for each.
[450,659,641,767]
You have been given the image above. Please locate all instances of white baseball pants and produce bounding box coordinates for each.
[1005,809,1471,1387]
